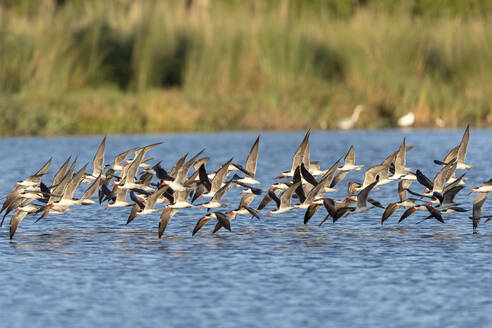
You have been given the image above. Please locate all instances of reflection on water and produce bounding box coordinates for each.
[1,130,492,327]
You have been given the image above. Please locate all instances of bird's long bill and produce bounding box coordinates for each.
[34,210,49,224]
[415,216,431,225]
[192,217,209,236]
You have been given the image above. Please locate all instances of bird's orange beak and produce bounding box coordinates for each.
[104,205,109,210]
[267,211,272,216]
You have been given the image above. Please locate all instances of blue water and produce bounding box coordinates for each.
[1,130,492,327]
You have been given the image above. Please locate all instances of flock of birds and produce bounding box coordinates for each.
[1,125,491,240]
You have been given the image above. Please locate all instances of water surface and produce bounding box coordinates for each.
[1,130,492,327]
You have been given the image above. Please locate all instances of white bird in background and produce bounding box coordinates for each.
[435,117,446,128]
[397,112,415,128]
[337,105,365,130]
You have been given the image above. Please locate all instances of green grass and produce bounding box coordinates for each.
[1,0,492,135]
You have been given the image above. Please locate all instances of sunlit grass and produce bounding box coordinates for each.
[1,1,492,135]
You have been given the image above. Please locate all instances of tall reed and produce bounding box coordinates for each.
[1,0,492,135]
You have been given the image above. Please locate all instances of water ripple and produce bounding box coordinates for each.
[1,130,492,327]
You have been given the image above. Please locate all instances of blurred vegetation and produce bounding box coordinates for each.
[1,0,492,135]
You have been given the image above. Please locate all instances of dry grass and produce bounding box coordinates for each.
[1,1,492,135]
